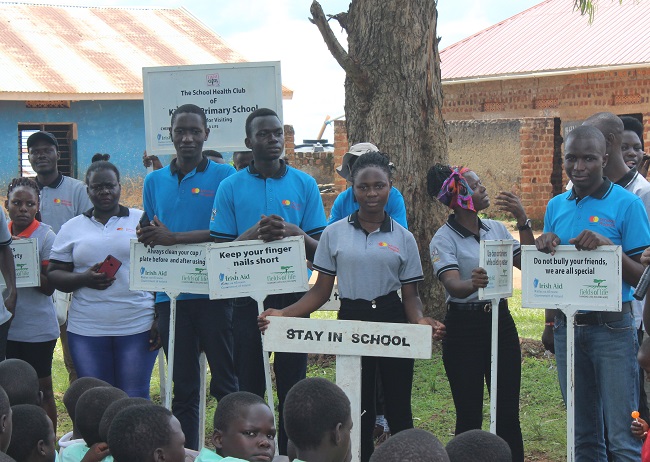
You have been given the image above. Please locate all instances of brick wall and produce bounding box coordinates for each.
[284,124,336,186]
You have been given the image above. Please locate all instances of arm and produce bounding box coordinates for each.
[439,268,488,300]
[386,187,408,229]
[37,262,55,296]
[137,216,212,246]
[48,261,114,292]
[496,191,534,269]
[401,282,445,340]
[0,245,16,314]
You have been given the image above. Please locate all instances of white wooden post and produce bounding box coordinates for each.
[489,298,499,433]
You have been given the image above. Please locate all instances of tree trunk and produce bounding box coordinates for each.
[311,0,449,318]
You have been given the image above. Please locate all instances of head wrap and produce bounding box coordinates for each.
[436,167,476,211]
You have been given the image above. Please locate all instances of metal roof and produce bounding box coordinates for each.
[440,0,650,83]
[0,2,292,99]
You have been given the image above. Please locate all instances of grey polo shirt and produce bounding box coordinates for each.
[37,174,92,233]
[430,215,520,303]
[313,211,423,300]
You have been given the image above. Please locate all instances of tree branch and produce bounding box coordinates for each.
[309,0,369,91]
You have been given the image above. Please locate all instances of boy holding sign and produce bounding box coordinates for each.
[536,124,650,461]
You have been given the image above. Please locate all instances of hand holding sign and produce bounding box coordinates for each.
[417,317,446,340]
[535,232,561,255]
[258,214,286,242]
[471,267,489,290]
[258,308,283,333]
[137,216,176,248]
[569,230,613,251]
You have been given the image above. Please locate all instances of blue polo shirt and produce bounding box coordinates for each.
[210,160,326,240]
[143,157,236,302]
[327,186,409,229]
[544,179,650,302]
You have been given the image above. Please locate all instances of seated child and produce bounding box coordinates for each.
[60,378,111,449]
[60,387,127,462]
[6,404,56,462]
[0,387,12,453]
[283,378,352,462]
[445,429,511,462]
[370,429,449,462]
[196,391,276,462]
[107,404,185,462]
[97,398,149,444]
[0,360,41,407]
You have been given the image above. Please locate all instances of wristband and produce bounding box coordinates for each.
[545,322,554,326]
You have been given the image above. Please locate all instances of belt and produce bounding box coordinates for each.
[447,299,505,313]
[568,302,632,326]
[340,291,400,311]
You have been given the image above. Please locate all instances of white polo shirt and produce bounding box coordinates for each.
[50,206,154,336]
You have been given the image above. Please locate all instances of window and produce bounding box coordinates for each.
[18,123,77,178]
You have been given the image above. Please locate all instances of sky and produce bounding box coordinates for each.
[19,0,543,143]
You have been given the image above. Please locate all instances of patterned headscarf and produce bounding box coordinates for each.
[436,167,476,212]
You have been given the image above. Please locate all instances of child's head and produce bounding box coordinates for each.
[0,387,11,453]
[98,397,150,443]
[369,429,449,462]
[0,360,40,407]
[639,337,650,379]
[445,429,511,462]
[62,377,110,438]
[107,404,185,462]
[6,405,55,462]
[75,386,128,447]
[283,378,351,461]
[213,391,275,461]
[5,178,40,228]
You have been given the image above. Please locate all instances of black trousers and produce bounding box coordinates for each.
[442,301,524,462]
[339,294,414,462]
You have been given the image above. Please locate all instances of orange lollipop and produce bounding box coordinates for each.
[632,411,640,419]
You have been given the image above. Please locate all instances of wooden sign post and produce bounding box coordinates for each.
[478,239,515,434]
[263,317,432,462]
[521,245,622,462]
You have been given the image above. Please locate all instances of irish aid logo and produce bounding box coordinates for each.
[589,216,599,223]
[191,188,200,195]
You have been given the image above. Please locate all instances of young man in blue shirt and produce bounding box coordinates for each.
[537,124,650,461]
[138,104,238,450]
[210,108,326,455]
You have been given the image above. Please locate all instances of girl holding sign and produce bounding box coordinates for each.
[48,160,159,399]
[4,177,58,432]
[259,152,446,462]
[428,164,534,462]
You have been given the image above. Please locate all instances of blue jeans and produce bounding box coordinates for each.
[554,311,642,462]
[157,298,238,450]
[67,330,157,399]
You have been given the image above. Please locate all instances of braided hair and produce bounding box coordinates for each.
[6,177,41,222]
[91,153,111,163]
[350,151,393,183]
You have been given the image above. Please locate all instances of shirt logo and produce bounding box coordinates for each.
[191,188,200,194]
[589,216,599,223]
[431,247,440,263]
[589,215,615,228]
[379,242,400,253]
[53,198,72,206]
[281,200,302,210]
[211,209,217,222]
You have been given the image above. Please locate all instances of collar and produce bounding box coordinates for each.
[83,205,130,218]
[169,156,209,176]
[615,168,638,190]
[445,213,490,240]
[35,173,64,190]
[347,210,393,233]
[8,219,40,238]
[247,159,288,179]
[567,178,612,201]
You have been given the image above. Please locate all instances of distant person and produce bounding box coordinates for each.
[328,142,408,228]
[445,430,512,462]
[27,130,92,385]
[6,404,56,462]
[232,151,253,171]
[202,150,226,164]
[368,429,449,462]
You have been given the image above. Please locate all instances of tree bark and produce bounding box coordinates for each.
[311,0,449,318]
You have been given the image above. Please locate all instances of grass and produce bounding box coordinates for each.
[50,289,567,461]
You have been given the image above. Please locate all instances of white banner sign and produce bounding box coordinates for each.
[521,245,622,310]
[143,61,283,156]
[479,239,515,300]
[0,239,40,288]
[207,237,308,299]
[263,317,432,359]
[129,241,209,294]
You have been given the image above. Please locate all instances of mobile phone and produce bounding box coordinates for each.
[97,255,122,278]
[139,212,151,229]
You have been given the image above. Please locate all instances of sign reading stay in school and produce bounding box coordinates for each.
[479,240,515,300]
[263,317,432,359]
[521,245,622,310]
[129,241,209,294]
[0,239,39,288]
[206,236,308,299]
[143,61,283,156]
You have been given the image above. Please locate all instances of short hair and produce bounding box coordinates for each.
[583,112,624,143]
[98,397,150,442]
[445,429,511,462]
[350,151,393,183]
[76,386,128,446]
[62,377,111,424]
[566,124,607,150]
[426,163,454,198]
[369,429,449,462]
[203,150,223,159]
[85,160,121,184]
[0,359,39,406]
[245,108,279,138]
[171,104,207,129]
[91,153,111,163]
[213,391,267,432]
[621,116,645,150]
[284,378,351,451]
[0,386,9,417]
[6,405,51,462]
[107,404,173,462]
